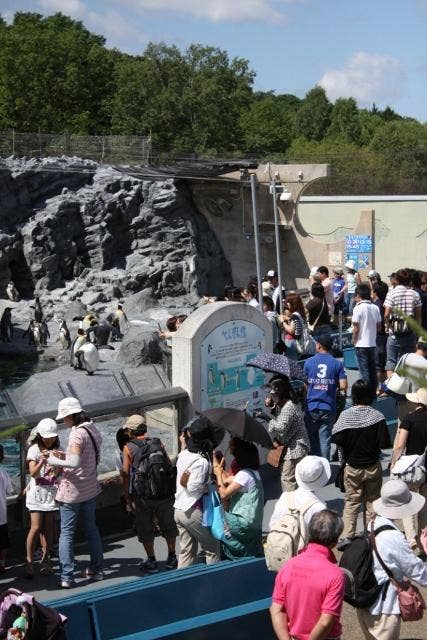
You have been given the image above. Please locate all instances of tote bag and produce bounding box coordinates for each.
[202,484,225,540]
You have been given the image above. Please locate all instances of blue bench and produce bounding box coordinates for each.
[47,558,274,640]
[94,597,273,640]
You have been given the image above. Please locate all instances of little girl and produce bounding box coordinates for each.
[25,418,62,577]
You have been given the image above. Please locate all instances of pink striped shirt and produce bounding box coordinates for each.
[55,421,102,504]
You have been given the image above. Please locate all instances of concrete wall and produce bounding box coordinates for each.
[191,177,427,291]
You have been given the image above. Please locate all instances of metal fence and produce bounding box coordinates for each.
[0,130,152,165]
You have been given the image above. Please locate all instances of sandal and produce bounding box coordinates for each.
[40,555,53,576]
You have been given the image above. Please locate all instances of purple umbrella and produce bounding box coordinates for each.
[246,352,305,380]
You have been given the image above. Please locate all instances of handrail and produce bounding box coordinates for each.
[0,386,190,432]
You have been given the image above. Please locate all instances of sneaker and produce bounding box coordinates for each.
[82,568,104,581]
[60,580,74,589]
[139,558,159,574]
[164,554,178,570]
[337,537,352,552]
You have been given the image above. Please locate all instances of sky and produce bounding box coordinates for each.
[1,0,427,122]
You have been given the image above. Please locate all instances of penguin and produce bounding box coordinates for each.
[58,320,71,350]
[32,322,42,347]
[77,342,100,375]
[32,296,43,323]
[0,308,13,343]
[70,329,87,368]
[6,281,19,302]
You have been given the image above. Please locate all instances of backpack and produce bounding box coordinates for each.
[264,493,319,571]
[339,525,394,608]
[130,437,175,500]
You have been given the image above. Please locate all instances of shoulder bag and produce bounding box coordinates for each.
[390,446,427,484]
[386,354,411,395]
[308,300,325,334]
[293,312,317,356]
[370,520,426,622]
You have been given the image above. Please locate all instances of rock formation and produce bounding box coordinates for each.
[0,156,233,309]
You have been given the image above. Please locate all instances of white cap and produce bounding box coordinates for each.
[36,418,58,438]
[267,270,277,278]
[295,456,331,490]
[56,397,83,420]
[345,259,356,270]
[368,270,379,278]
[310,266,319,277]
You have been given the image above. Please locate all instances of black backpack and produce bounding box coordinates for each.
[130,437,175,500]
[339,525,394,608]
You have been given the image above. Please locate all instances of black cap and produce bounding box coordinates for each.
[388,272,397,278]
[316,335,333,350]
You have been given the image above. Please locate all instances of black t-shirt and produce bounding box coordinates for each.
[306,297,331,327]
[332,418,390,468]
[400,408,427,455]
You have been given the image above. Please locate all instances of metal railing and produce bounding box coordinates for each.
[0,387,191,499]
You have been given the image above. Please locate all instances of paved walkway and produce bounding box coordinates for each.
[1,450,426,638]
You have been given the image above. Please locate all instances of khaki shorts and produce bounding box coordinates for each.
[134,496,178,541]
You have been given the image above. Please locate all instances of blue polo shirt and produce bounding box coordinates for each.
[304,353,347,413]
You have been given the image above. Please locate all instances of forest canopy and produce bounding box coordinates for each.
[0,12,426,194]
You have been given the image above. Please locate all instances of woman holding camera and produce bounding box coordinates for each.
[174,417,220,568]
[267,377,310,491]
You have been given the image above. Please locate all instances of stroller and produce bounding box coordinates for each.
[0,588,67,639]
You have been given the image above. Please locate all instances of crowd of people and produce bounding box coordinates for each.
[0,262,427,640]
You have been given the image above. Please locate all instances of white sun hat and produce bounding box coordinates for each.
[345,259,356,270]
[372,479,425,519]
[56,397,83,420]
[295,455,331,490]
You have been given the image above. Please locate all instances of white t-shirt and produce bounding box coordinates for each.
[26,444,62,512]
[352,301,381,347]
[248,298,259,308]
[0,469,13,525]
[232,469,261,493]
[174,449,210,511]
[269,487,325,530]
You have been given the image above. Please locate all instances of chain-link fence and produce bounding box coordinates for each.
[0,130,152,165]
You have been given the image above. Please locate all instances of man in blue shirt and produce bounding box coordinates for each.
[304,335,347,460]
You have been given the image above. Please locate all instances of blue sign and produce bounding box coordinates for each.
[346,235,372,252]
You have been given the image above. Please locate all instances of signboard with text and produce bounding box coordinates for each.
[200,320,266,413]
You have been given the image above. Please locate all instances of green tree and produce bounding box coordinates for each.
[327,97,361,144]
[0,12,115,133]
[294,86,332,141]
[240,93,300,154]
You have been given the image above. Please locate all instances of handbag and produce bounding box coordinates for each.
[334,461,346,492]
[202,484,225,540]
[386,354,411,395]
[293,312,316,356]
[390,450,426,484]
[370,520,426,622]
[267,444,286,469]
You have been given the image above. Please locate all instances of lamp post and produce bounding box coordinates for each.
[250,173,263,310]
[271,179,284,315]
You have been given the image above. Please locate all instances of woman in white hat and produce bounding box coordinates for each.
[390,387,427,552]
[47,397,103,588]
[25,418,63,578]
[269,455,330,531]
[343,259,361,316]
[357,480,427,640]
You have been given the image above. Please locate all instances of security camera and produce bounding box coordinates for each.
[298,171,303,181]
[280,191,292,202]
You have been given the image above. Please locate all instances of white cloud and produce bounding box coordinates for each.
[35,0,146,49]
[38,0,86,18]
[319,52,405,106]
[123,0,295,24]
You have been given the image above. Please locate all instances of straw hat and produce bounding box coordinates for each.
[405,387,427,406]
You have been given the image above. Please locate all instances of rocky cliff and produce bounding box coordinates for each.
[0,156,233,307]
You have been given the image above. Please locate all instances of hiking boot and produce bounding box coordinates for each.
[164,554,178,570]
[82,567,104,581]
[140,558,159,574]
[337,537,352,551]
